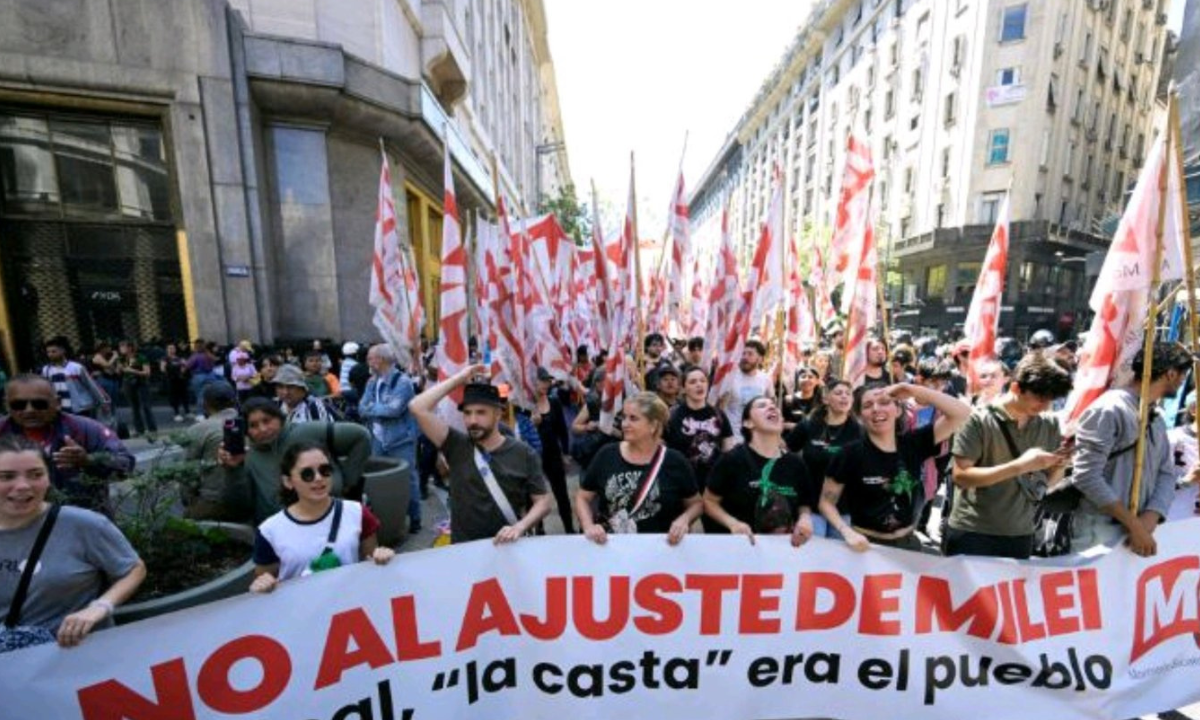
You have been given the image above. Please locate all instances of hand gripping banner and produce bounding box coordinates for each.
[4,523,1200,720]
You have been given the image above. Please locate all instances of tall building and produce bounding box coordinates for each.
[0,0,570,371]
[690,0,1171,340]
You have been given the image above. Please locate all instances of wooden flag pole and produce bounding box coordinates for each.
[631,152,647,390]
[776,139,791,407]
[1167,94,1200,446]
[1130,113,1172,516]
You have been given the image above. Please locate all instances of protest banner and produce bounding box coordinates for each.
[3,522,1200,720]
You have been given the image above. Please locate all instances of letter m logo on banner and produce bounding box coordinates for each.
[1130,557,1200,663]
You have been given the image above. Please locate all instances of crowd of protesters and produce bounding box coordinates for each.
[4,324,1200,655]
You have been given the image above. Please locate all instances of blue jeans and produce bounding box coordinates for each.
[188,372,215,408]
[810,513,851,540]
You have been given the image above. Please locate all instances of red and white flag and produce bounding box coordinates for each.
[370,149,422,369]
[963,194,1010,393]
[435,144,468,403]
[811,244,838,331]
[1063,132,1186,424]
[688,247,709,340]
[704,205,739,373]
[831,132,877,387]
[750,164,785,331]
[666,171,691,329]
[783,233,816,389]
[487,197,532,409]
[833,134,876,313]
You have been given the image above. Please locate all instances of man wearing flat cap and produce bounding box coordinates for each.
[410,364,551,544]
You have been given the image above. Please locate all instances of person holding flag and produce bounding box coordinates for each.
[1069,343,1188,557]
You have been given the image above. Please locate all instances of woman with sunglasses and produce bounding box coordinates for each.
[0,435,145,652]
[249,442,394,593]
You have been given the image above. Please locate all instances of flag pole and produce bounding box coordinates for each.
[1168,92,1200,446]
[631,152,646,390]
[1130,112,1172,516]
[776,142,790,406]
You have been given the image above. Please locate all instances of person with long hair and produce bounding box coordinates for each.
[819,382,970,552]
[576,392,701,545]
[0,436,145,651]
[782,366,823,425]
[664,366,735,533]
[786,378,862,538]
[249,442,393,593]
[704,396,816,545]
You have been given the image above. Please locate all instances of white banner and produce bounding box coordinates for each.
[4,523,1200,720]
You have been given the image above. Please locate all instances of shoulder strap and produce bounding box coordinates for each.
[5,504,61,628]
[325,499,343,547]
[473,446,520,525]
[988,408,1023,462]
[629,446,667,517]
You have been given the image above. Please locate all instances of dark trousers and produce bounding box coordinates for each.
[944,527,1034,560]
[123,383,158,434]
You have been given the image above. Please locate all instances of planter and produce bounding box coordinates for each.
[362,456,412,547]
[115,522,255,625]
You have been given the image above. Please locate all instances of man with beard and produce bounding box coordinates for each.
[864,338,892,384]
[719,340,773,440]
[410,364,551,544]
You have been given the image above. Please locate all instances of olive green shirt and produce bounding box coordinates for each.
[949,402,1062,537]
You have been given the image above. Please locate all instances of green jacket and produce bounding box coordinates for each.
[239,422,372,523]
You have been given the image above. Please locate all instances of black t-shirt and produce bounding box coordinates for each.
[664,403,733,489]
[706,444,814,534]
[581,444,698,534]
[786,416,865,485]
[782,393,819,424]
[827,424,937,534]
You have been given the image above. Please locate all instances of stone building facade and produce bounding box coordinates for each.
[0,0,570,370]
[690,0,1170,340]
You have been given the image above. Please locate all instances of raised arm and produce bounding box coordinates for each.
[888,384,971,444]
[410,364,486,447]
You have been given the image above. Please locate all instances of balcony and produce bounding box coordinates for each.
[420,0,471,108]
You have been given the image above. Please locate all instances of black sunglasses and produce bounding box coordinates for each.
[9,399,51,411]
[297,464,335,483]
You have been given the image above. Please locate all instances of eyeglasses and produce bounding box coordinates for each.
[9,399,51,411]
[297,464,335,483]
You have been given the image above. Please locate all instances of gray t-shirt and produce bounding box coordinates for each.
[949,404,1062,536]
[440,428,548,544]
[0,506,139,633]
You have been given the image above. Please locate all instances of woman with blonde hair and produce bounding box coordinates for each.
[576,392,702,545]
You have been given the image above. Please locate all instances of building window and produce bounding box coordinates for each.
[1000,4,1027,43]
[996,67,1020,86]
[980,193,1004,224]
[987,129,1011,165]
[0,113,171,220]
[941,147,952,177]
[954,262,982,302]
[1047,73,1059,113]
[927,265,948,299]
[944,92,957,126]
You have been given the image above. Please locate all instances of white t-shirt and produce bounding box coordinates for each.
[1167,425,1199,522]
[723,370,773,440]
[254,500,369,581]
